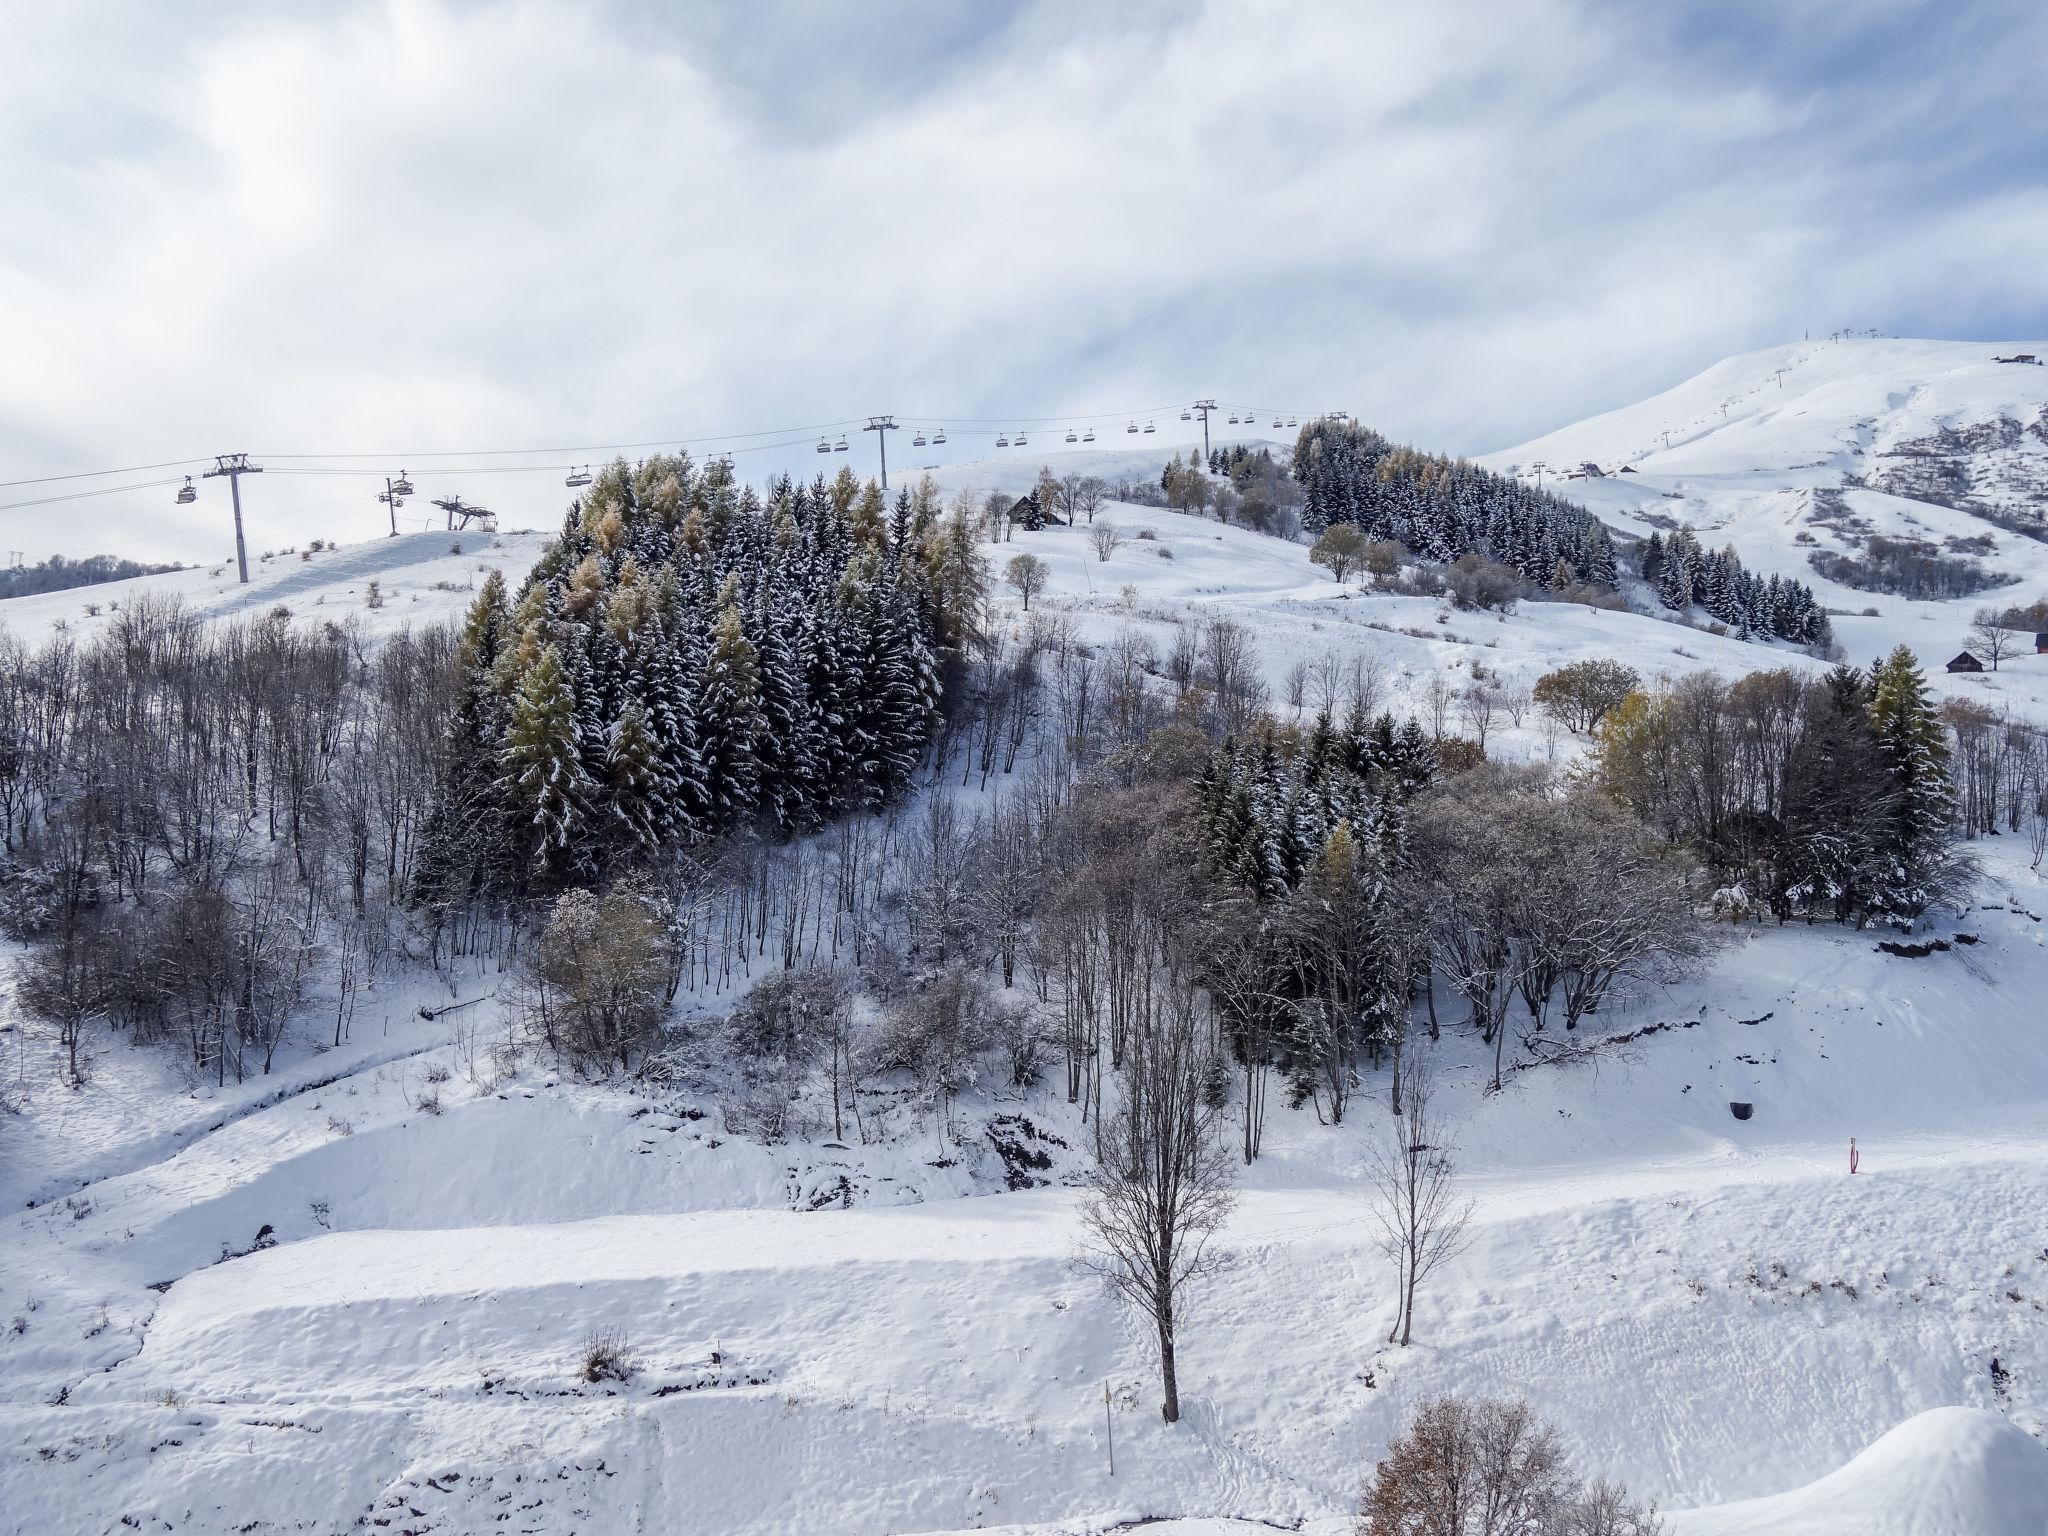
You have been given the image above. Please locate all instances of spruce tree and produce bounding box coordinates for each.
[1867,646,1959,926]
[501,643,594,881]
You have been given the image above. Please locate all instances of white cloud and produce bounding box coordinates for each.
[1,0,2044,562]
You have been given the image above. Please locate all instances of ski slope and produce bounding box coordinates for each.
[1483,337,2048,702]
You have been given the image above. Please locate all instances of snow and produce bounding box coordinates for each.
[4,344,2048,1532]
[1671,1407,2048,1536]
[1483,336,2048,710]
[0,527,554,643]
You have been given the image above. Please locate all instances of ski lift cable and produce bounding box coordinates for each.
[12,400,1323,497]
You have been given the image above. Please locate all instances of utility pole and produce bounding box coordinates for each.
[864,416,900,491]
[203,453,263,584]
[1192,399,1217,463]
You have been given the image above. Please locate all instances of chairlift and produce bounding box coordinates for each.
[394,471,416,496]
[1286,415,1298,427]
[1272,416,1284,428]
[833,435,849,452]
[912,431,927,447]
[816,437,832,454]
[1227,412,1240,425]
[175,476,196,505]
[1065,429,1077,443]
[1126,421,1138,434]
[564,465,592,488]
[1015,431,1028,445]
[1180,407,1192,420]
[933,427,947,444]
[996,433,1010,448]
[1082,428,1096,442]
[1143,421,1156,434]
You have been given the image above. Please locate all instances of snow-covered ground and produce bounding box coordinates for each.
[5,342,2048,1533]
[4,827,2045,1533]
[0,527,555,643]
[1483,337,2048,709]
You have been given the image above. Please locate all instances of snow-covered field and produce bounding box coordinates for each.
[5,340,2048,1533]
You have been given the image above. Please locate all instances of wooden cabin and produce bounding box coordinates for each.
[1946,651,1986,674]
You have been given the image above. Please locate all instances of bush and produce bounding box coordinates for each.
[579,1326,633,1384]
[511,884,672,1075]
[1446,553,1522,611]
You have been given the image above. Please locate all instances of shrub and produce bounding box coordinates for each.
[510,884,672,1075]
[579,1326,633,1384]
[1446,553,1522,611]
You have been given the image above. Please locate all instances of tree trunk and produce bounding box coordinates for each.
[1156,1311,1181,1424]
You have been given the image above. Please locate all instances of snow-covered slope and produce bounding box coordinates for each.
[0,527,553,642]
[1483,338,2048,693]
[1672,1406,2048,1536]
[7,836,2047,1533]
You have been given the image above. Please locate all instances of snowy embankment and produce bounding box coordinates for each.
[5,840,2046,1533]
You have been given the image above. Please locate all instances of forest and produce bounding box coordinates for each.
[0,436,1998,1124]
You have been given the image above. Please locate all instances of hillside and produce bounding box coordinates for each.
[5,353,2048,1534]
[1483,337,2048,698]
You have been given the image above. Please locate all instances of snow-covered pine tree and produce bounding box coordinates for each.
[500,642,595,882]
[1867,645,1960,927]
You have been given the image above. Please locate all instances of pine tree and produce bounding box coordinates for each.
[606,702,674,854]
[1867,646,1959,926]
[501,643,594,881]
[697,590,763,830]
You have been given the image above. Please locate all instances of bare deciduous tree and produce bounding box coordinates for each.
[1367,1054,1472,1347]
[1968,607,2019,671]
[1004,553,1050,611]
[1363,1394,1666,1535]
[1089,521,1126,562]
[1079,983,1235,1423]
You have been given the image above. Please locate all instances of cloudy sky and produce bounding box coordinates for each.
[4,0,2046,564]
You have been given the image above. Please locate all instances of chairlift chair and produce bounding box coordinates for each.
[564,466,592,488]
[1126,421,1138,434]
[1065,429,1077,443]
[1272,416,1283,428]
[1082,428,1095,442]
[834,435,849,452]
[996,433,1009,448]
[816,438,832,454]
[1015,431,1028,445]
[933,427,947,444]
[1227,412,1240,425]
[912,431,927,447]
[1143,421,1155,433]
[1180,407,1192,420]
[175,476,196,505]
[1287,415,1298,427]
[394,472,416,496]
